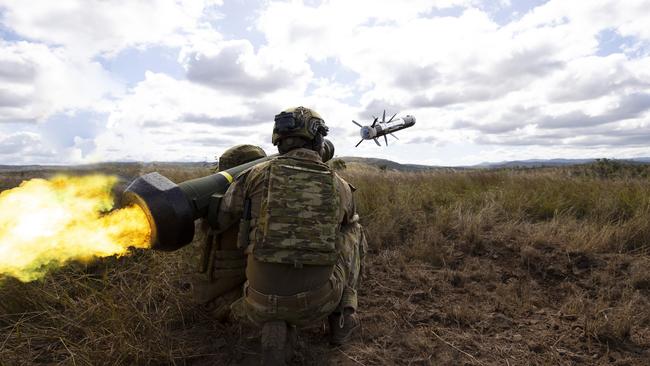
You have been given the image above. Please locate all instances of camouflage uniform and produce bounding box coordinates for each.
[188,145,266,319]
[217,148,365,328]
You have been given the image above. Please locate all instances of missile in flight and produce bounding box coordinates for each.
[353,110,416,147]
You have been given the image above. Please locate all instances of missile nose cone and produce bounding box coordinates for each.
[360,126,372,139]
[403,115,416,126]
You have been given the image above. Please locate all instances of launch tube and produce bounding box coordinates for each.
[122,139,335,252]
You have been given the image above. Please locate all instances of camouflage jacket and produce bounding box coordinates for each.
[217,148,357,292]
[216,148,356,237]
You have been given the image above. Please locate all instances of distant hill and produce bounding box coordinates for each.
[0,161,210,173]
[339,156,650,172]
[2,157,650,174]
[473,157,650,169]
[338,157,450,172]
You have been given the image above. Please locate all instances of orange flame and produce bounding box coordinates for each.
[0,175,151,282]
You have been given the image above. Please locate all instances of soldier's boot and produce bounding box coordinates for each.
[260,321,294,366]
[286,324,297,360]
[328,309,360,346]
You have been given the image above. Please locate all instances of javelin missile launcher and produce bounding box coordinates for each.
[121,140,335,252]
[353,110,416,147]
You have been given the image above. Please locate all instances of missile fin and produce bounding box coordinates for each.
[371,117,378,127]
[382,109,386,123]
[384,134,388,146]
[373,138,381,146]
[355,139,364,147]
[352,120,362,127]
[390,133,399,140]
[387,112,397,123]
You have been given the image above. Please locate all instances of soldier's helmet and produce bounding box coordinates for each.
[272,106,329,146]
[218,144,266,172]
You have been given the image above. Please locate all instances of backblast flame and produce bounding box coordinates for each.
[0,175,152,282]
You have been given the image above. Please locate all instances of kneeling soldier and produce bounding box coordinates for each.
[187,144,267,319]
[217,107,366,365]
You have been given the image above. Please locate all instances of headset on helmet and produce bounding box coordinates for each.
[272,106,329,146]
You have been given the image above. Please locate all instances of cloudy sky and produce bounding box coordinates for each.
[0,0,649,166]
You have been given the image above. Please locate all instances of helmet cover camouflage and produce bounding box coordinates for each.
[218,144,266,171]
[272,106,329,146]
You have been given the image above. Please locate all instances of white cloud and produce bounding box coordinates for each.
[0,0,229,124]
[0,0,228,163]
[0,131,71,164]
[0,131,41,154]
[1,0,650,165]
[181,39,312,95]
[0,0,223,57]
[513,1,650,41]
[90,71,271,162]
[252,0,650,162]
[0,40,122,123]
[88,68,372,162]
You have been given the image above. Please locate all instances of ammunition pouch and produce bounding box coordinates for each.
[192,226,246,304]
[212,250,247,276]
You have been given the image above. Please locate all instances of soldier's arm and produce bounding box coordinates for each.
[215,172,248,233]
[215,166,267,233]
[335,174,357,226]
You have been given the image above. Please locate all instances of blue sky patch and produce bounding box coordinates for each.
[597,28,644,57]
[41,110,106,150]
[483,0,549,25]
[209,0,266,50]
[97,46,185,86]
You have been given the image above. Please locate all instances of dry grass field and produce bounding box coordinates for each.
[1,160,650,365]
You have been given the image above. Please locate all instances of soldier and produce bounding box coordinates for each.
[217,107,366,365]
[186,144,267,320]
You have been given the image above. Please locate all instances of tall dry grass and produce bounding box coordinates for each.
[342,163,650,257]
[0,161,649,364]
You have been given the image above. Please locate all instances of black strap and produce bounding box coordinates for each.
[237,198,252,249]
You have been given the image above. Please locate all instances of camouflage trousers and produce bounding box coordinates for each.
[181,273,244,321]
[232,221,366,327]
[182,243,247,321]
[203,286,243,321]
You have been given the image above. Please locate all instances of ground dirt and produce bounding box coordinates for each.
[142,236,650,366]
[206,243,650,365]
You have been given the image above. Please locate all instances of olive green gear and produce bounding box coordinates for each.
[218,144,267,172]
[272,106,328,146]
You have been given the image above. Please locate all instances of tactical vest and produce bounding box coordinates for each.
[251,156,340,267]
